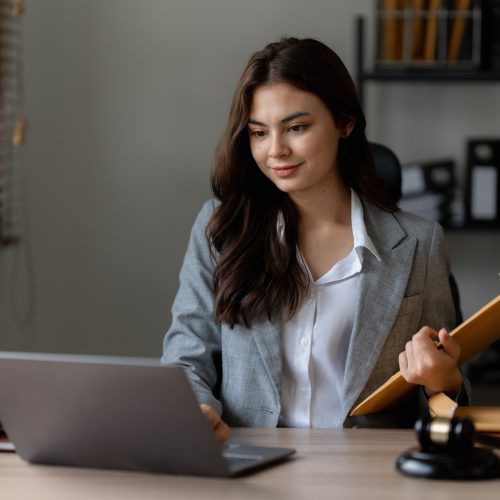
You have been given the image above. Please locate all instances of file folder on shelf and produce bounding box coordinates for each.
[351,295,500,416]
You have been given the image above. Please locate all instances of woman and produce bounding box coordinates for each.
[162,37,467,442]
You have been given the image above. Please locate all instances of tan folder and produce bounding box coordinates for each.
[429,391,500,436]
[350,295,500,416]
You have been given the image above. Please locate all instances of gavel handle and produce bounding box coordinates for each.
[475,433,500,449]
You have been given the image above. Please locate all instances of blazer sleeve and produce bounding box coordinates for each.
[418,222,472,406]
[161,200,223,414]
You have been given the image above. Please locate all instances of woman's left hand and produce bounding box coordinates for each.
[199,403,231,444]
[398,326,462,397]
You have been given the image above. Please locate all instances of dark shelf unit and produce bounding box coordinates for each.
[355,16,500,108]
[355,16,500,231]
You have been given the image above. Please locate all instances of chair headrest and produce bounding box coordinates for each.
[369,142,402,203]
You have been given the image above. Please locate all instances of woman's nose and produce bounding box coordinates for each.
[268,133,290,158]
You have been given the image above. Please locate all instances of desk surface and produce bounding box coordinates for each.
[1,428,498,499]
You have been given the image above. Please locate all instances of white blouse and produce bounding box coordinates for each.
[279,191,381,428]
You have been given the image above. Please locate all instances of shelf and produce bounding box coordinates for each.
[444,224,500,231]
[355,15,500,232]
[355,16,500,106]
[361,69,500,82]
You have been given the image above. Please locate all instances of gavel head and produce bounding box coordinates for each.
[415,416,475,455]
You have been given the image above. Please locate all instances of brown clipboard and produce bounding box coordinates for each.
[350,294,500,416]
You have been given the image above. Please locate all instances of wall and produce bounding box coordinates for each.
[0,0,498,356]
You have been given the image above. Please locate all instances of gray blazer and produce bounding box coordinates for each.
[162,198,466,428]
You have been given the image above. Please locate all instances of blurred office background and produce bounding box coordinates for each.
[0,0,499,373]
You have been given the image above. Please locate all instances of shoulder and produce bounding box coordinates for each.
[191,198,220,231]
[182,199,220,256]
[197,198,220,220]
[182,199,220,259]
[362,197,442,240]
[393,208,442,237]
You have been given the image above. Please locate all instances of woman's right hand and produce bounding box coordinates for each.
[398,326,462,397]
[199,403,230,444]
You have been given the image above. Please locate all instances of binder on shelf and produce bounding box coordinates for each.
[423,0,442,61]
[465,138,500,227]
[448,0,472,61]
[411,0,427,61]
[373,0,482,69]
[378,0,405,62]
[351,295,500,416]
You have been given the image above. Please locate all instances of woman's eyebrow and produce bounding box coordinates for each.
[248,111,311,127]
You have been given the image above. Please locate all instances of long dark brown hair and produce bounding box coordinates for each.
[208,37,397,327]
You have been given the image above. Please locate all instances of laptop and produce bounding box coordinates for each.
[0,351,295,477]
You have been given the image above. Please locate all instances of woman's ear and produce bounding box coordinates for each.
[341,116,356,138]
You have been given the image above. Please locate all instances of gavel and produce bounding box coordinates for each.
[396,416,500,479]
[415,416,475,455]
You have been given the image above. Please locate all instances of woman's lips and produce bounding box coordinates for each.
[272,164,300,178]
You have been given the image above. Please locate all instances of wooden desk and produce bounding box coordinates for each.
[0,428,498,499]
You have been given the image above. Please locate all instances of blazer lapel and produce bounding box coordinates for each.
[341,203,417,420]
[251,320,282,399]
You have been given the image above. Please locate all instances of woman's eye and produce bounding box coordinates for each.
[288,124,307,133]
[249,129,266,137]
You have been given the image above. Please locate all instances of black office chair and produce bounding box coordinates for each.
[369,142,463,327]
[369,142,402,205]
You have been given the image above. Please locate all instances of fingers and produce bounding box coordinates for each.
[398,325,463,395]
[213,417,231,444]
[438,328,461,362]
[399,326,443,384]
[199,403,216,423]
[199,404,231,444]
[412,326,441,358]
[398,350,408,373]
[399,327,433,381]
